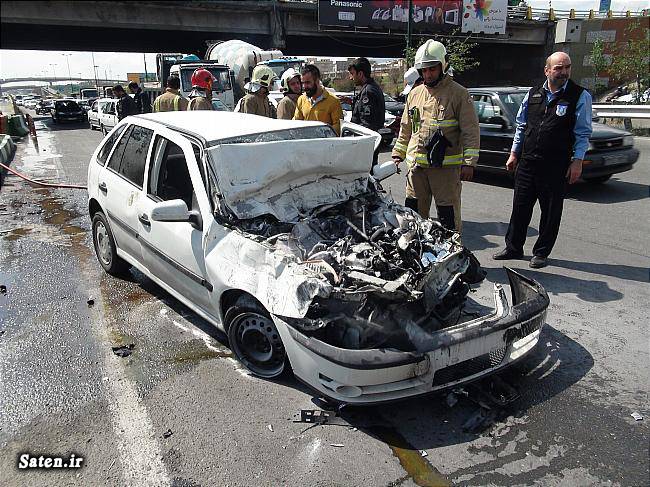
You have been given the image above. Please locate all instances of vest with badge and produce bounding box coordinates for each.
[522,79,584,165]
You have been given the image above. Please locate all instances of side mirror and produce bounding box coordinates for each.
[150,199,202,230]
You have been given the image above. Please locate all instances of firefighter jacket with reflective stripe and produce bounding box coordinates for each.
[153,89,189,112]
[187,96,213,111]
[392,76,480,168]
[240,93,276,118]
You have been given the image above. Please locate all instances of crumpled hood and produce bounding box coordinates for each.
[209,136,376,222]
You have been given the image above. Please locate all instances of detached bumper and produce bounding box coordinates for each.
[274,268,549,404]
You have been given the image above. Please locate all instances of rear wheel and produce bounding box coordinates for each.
[585,175,612,184]
[226,304,287,379]
[92,212,130,276]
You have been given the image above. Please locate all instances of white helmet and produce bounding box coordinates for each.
[280,68,301,93]
[402,67,422,96]
[414,40,448,72]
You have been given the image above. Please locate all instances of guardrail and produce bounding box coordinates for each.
[507,6,648,20]
[592,105,650,119]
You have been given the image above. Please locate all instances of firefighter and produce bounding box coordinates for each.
[391,40,480,233]
[236,65,276,118]
[153,75,188,112]
[277,68,301,120]
[187,68,215,111]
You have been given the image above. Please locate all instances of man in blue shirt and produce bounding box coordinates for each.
[493,52,592,268]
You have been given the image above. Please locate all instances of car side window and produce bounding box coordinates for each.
[91,101,98,112]
[96,124,127,166]
[107,125,153,188]
[472,94,502,124]
[147,136,195,211]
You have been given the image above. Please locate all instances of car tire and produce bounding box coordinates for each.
[225,303,287,379]
[585,175,612,184]
[91,212,130,276]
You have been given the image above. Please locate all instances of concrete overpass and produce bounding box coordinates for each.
[0,77,124,85]
[1,0,556,86]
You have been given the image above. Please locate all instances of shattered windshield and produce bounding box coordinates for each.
[207,125,337,147]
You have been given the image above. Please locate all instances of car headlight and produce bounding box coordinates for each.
[623,135,634,147]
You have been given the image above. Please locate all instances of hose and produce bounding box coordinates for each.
[0,161,87,190]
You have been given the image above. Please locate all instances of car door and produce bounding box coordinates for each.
[136,129,213,311]
[101,102,118,130]
[471,93,513,171]
[97,123,154,266]
[89,101,99,127]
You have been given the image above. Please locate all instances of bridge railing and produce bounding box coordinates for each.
[506,6,646,21]
[593,104,650,119]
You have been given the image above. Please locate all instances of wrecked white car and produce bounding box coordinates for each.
[87,112,549,404]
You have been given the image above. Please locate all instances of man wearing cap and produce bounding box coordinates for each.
[391,40,480,233]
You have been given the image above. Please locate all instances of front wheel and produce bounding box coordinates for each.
[92,212,130,276]
[226,305,287,379]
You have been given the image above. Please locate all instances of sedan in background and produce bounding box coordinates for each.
[51,99,87,124]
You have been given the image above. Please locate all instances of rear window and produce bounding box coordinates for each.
[55,100,81,112]
[209,125,337,147]
[499,92,528,117]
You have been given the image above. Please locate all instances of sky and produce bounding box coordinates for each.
[0,0,647,82]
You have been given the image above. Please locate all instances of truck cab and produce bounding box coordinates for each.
[257,57,305,91]
[168,61,235,110]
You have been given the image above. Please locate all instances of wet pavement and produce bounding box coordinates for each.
[0,112,648,486]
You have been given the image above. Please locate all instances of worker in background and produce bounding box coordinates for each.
[152,76,188,112]
[128,81,151,114]
[277,68,302,120]
[391,40,480,233]
[112,84,138,121]
[493,52,592,269]
[187,68,215,111]
[294,64,343,135]
[348,57,385,132]
[236,65,276,118]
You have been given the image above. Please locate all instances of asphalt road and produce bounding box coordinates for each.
[1,111,648,487]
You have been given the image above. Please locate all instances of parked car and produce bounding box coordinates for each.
[88,98,116,131]
[469,87,640,183]
[95,98,119,135]
[51,99,87,123]
[87,111,548,404]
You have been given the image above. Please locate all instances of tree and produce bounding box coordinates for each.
[590,38,609,94]
[610,20,650,103]
[403,31,479,75]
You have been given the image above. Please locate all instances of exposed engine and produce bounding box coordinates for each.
[235,188,485,351]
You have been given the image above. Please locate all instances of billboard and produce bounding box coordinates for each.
[318,0,463,32]
[461,0,507,35]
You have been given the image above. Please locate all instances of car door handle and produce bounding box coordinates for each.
[138,213,151,227]
[98,182,107,193]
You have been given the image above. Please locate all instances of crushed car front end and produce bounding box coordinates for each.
[273,268,547,404]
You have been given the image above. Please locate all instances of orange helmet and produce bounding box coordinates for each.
[191,68,216,91]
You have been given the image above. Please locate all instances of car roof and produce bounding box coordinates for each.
[135,111,325,141]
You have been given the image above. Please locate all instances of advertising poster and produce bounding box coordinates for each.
[461,0,508,34]
[318,0,464,33]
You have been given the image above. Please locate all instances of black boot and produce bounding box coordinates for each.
[436,205,455,231]
[404,197,418,211]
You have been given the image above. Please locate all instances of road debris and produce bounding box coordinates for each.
[420,450,428,457]
[330,443,345,448]
[631,412,643,421]
[462,407,498,433]
[87,298,94,307]
[267,424,274,432]
[163,429,173,438]
[0,284,6,295]
[294,409,347,426]
[111,344,135,358]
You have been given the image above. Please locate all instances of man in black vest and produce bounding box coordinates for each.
[493,52,592,268]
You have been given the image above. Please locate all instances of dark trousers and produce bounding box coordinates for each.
[505,162,567,257]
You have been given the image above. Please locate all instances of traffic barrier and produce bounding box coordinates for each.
[0,114,8,134]
[7,114,29,137]
[0,133,17,188]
